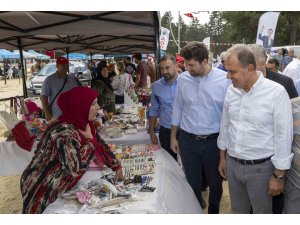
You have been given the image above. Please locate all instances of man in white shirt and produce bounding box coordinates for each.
[283,54,300,82]
[218,44,294,213]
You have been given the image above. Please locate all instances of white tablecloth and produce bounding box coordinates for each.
[103,130,151,145]
[44,150,202,214]
[0,141,35,176]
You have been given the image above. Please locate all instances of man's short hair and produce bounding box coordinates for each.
[126,56,131,61]
[135,53,142,60]
[181,41,208,63]
[226,44,257,69]
[247,44,267,64]
[160,54,176,64]
[268,58,280,67]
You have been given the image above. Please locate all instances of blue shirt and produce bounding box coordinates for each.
[149,76,178,129]
[283,56,294,68]
[172,67,231,135]
[217,64,227,72]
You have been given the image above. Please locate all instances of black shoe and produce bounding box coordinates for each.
[200,197,207,209]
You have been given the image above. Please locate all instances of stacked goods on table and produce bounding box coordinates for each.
[46,172,155,214]
[99,105,147,138]
[45,143,160,214]
[110,144,159,179]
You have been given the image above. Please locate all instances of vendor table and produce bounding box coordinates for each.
[103,130,151,145]
[0,140,35,176]
[43,149,202,214]
[0,141,202,213]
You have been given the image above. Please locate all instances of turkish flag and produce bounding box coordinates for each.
[184,13,194,18]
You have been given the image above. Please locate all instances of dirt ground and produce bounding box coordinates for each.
[0,78,232,214]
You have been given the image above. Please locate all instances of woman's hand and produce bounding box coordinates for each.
[115,168,124,182]
[79,123,93,139]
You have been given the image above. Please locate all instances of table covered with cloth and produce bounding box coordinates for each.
[43,149,202,214]
[0,140,36,176]
[103,130,151,145]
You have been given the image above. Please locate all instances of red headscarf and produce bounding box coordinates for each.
[57,86,107,167]
[57,86,99,131]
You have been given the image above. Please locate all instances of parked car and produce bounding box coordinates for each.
[270,45,300,57]
[27,61,92,95]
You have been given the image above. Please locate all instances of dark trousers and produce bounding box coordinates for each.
[272,194,284,213]
[158,126,177,161]
[178,130,223,214]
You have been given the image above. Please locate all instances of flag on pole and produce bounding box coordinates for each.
[256,12,280,54]
[203,37,211,51]
[184,13,194,18]
[160,27,170,51]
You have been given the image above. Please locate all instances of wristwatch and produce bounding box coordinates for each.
[273,173,285,181]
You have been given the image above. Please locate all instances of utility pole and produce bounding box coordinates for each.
[178,11,181,54]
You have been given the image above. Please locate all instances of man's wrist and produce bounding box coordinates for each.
[274,169,285,177]
[272,173,285,182]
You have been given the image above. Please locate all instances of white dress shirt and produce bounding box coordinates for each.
[218,72,294,170]
[283,58,300,82]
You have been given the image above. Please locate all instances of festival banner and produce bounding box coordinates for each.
[256,12,280,54]
[160,27,170,51]
[203,37,210,51]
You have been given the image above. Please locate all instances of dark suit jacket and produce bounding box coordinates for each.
[258,34,273,53]
[266,68,298,99]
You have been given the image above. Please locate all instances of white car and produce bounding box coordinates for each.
[27,61,91,95]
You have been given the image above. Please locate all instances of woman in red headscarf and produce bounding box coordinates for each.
[20,86,123,214]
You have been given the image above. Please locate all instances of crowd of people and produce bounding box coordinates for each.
[149,42,300,214]
[0,61,21,79]
[18,41,300,214]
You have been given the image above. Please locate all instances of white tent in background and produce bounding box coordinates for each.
[90,54,104,60]
[13,50,37,59]
[27,50,50,60]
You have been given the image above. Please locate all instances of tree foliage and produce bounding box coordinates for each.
[161,11,300,56]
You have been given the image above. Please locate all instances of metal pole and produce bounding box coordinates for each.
[66,47,70,73]
[153,11,161,80]
[4,60,7,85]
[18,38,28,98]
[178,11,180,54]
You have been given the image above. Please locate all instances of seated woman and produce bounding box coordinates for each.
[91,64,116,114]
[20,86,123,214]
[112,61,135,104]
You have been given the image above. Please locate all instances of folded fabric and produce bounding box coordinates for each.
[12,121,36,152]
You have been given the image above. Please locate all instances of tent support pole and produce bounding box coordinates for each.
[66,47,70,73]
[153,11,161,80]
[18,38,27,98]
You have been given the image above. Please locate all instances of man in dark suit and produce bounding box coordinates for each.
[258,27,273,54]
[266,67,298,99]
[248,44,298,214]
